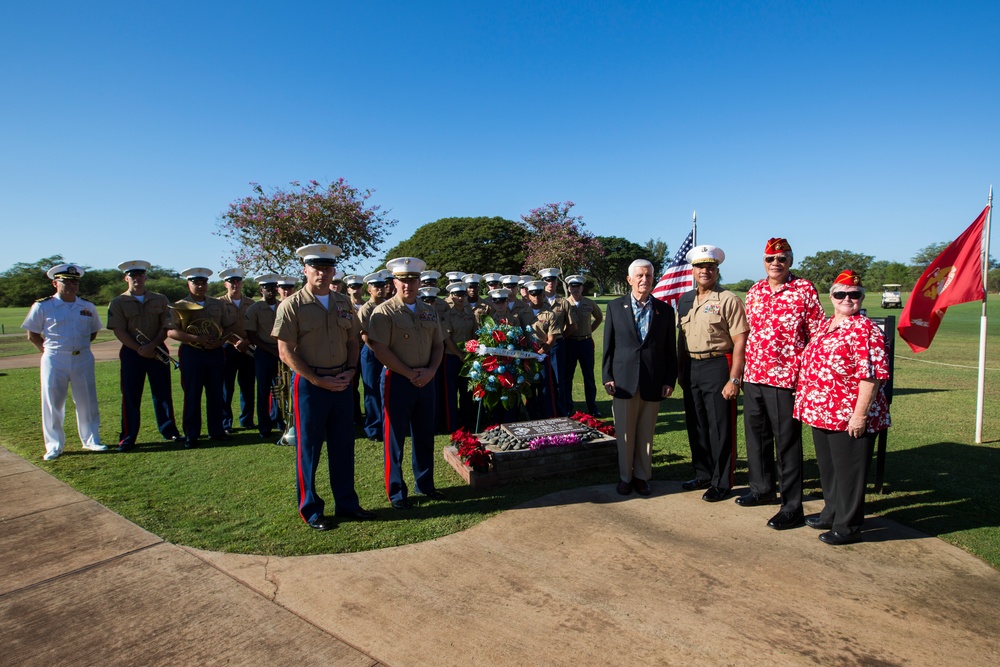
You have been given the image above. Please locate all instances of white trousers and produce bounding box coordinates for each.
[40,350,102,457]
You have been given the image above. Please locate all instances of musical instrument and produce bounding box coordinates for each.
[169,301,222,349]
[135,328,180,369]
[226,332,256,358]
[271,362,296,447]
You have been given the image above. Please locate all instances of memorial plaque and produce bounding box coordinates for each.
[500,417,590,440]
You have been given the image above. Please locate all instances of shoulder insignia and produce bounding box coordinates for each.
[36,296,54,303]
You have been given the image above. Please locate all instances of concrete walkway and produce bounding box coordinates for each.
[0,339,133,370]
[2,443,999,666]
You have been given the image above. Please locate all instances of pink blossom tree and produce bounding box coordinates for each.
[520,201,602,293]
[216,179,397,274]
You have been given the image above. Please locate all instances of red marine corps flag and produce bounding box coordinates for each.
[898,205,989,353]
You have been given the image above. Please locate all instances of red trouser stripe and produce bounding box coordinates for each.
[382,370,393,499]
[726,353,737,489]
[293,375,308,522]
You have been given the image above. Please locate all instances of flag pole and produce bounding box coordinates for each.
[975,186,992,443]
[692,210,697,245]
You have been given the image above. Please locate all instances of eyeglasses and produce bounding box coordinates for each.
[832,291,863,300]
[226,277,243,282]
[764,256,789,264]
[492,298,506,303]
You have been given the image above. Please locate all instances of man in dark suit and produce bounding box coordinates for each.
[602,259,678,496]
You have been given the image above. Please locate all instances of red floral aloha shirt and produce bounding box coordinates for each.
[793,315,891,433]
[743,275,825,389]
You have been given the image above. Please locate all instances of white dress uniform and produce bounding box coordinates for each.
[22,294,105,459]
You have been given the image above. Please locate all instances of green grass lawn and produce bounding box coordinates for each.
[1,295,999,568]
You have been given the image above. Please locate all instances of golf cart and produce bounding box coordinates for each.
[881,284,902,309]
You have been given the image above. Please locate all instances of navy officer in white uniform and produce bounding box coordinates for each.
[22,263,108,461]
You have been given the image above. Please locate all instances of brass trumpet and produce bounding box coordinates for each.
[272,363,296,447]
[136,328,180,370]
[169,301,222,349]
[226,332,256,358]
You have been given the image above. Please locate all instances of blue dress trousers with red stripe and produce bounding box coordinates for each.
[381,369,437,504]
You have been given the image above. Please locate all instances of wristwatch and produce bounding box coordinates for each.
[729,378,742,387]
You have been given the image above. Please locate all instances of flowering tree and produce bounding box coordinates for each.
[216,179,397,274]
[520,202,602,292]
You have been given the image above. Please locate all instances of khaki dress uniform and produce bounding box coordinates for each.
[524,303,561,418]
[357,298,387,439]
[677,287,749,492]
[244,299,282,437]
[219,294,256,430]
[566,295,603,415]
[441,302,478,431]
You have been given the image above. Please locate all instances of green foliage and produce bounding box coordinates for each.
[382,216,528,275]
[796,249,875,293]
[864,260,912,291]
[520,202,601,285]
[588,236,651,295]
[0,256,67,307]
[722,279,755,292]
[643,238,669,276]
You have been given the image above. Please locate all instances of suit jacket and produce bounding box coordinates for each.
[602,294,678,402]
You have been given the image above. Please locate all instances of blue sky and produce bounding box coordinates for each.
[1,1,997,283]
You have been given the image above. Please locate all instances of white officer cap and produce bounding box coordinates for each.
[420,270,442,282]
[418,286,440,299]
[219,267,246,281]
[378,269,394,281]
[446,281,466,294]
[386,257,425,279]
[118,260,151,274]
[462,273,483,284]
[488,288,512,300]
[276,275,298,287]
[519,275,535,285]
[364,271,387,285]
[539,268,561,279]
[686,245,726,265]
[255,273,281,285]
[566,274,585,285]
[525,280,547,292]
[483,273,503,283]
[332,269,345,281]
[500,274,520,286]
[344,274,364,286]
[446,271,466,282]
[47,263,85,280]
[181,267,213,281]
[296,243,342,266]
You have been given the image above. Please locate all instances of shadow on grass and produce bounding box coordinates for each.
[862,441,1000,537]
[890,388,950,397]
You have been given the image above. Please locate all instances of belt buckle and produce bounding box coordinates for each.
[72,350,81,356]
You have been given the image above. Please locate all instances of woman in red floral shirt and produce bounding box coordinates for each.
[794,270,890,546]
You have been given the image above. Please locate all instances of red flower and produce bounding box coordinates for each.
[481,356,500,372]
[465,339,480,353]
[472,385,486,400]
[492,329,507,343]
[497,372,515,389]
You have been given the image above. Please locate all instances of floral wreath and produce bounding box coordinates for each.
[461,317,545,410]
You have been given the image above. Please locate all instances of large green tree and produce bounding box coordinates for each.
[643,238,669,276]
[0,256,66,306]
[382,216,528,275]
[795,250,875,293]
[864,260,912,291]
[520,202,602,289]
[588,236,651,295]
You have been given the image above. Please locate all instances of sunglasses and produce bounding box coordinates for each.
[764,256,789,264]
[528,290,544,296]
[543,277,557,281]
[491,298,507,303]
[832,291,863,300]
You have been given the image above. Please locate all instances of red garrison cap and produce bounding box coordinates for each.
[764,238,792,254]
[833,270,863,287]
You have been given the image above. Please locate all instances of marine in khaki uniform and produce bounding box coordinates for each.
[107,260,181,451]
[463,273,483,309]
[357,270,391,440]
[564,274,605,416]
[538,269,576,416]
[441,281,478,430]
[523,280,561,418]
[244,274,283,439]
[676,245,749,502]
[272,244,373,531]
[167,268,237,448]
[368,257,446,510]
[218,267,256,431]
[421,270,451,319]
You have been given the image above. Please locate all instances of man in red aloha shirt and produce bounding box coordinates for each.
[738,238,826,530]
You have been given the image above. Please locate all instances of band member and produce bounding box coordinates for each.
[107,260,181,451]
[358,270,390,441]
[244,274,284,439]
[272,244,373,530]
[564,274,604,416]
[219,268,255,432]
[523,280,561,418]
[441,281,478,430]
[167,268,236,448]
[22,263,108,461]
[368,257,447,509]
[539,268,576,416]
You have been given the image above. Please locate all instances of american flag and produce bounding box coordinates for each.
[652,230,694,306]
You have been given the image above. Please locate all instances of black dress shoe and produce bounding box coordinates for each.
[819,530,862,546]
[767,510,805,530]
[616,481,633,496]
[307,516,334,531]
[682,478,711,492]
[335,508,377,521]
[590,409,603,418]
[391,499,412,510]
[117,443,135,453]
[702,486,730,502]
[805,516,833,530]
[166,434,183,442]
[735,490,777,507]
[423,489,446,500]
[632,478,651,496]
[184,438,199,449]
